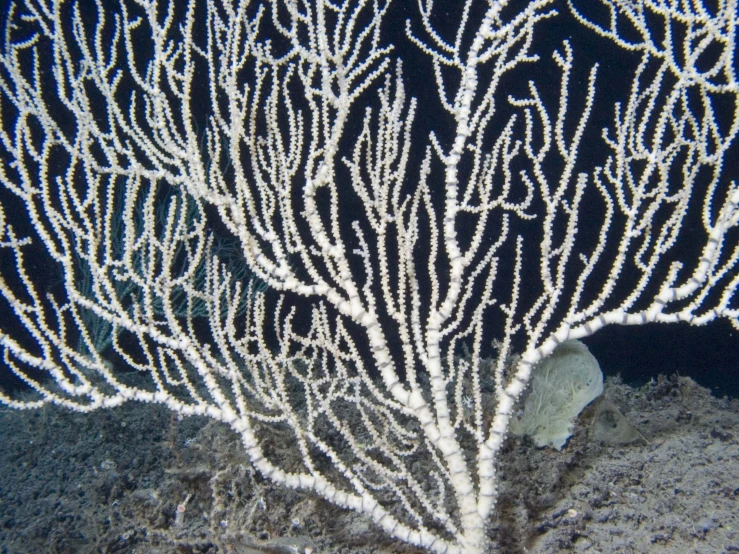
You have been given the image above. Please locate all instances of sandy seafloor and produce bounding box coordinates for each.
[1,374,737,554]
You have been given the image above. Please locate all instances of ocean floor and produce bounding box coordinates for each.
[1,374,737,554]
